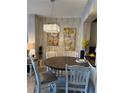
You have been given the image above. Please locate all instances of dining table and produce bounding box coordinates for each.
[44,56,91,70]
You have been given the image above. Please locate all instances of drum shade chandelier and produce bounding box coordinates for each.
[43,0,60,33]
[43,24,60,33]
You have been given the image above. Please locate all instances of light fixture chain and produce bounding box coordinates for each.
[50,0,55,17]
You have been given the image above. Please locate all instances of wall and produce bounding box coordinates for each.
[35,16,81,59]
[28,0,97,58]
[75,19,83,55]
[35,15,43,58]
[27,14,35,55]
[81,0,97,22]
[27,14,35,43]
[76,0,97,56]
[78,0,97,93]
[90,22,97,47]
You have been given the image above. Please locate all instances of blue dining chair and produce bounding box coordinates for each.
[65,64,90,93]
[29,55,57,93]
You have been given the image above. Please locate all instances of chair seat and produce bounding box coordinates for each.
[41,71,57,84]
[55,76,66,88]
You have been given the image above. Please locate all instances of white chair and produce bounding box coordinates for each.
[27,56,33,76]
[64,51,78,57]
[29,55,57,93]
[65,64,90,93]
[46,51,57,59]
[46,51,57,71]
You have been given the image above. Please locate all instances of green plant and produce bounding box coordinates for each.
[82,39,89,49]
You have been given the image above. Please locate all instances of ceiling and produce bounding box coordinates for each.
[27,0,88,18]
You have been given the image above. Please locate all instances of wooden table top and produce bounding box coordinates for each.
[44,56,90,70]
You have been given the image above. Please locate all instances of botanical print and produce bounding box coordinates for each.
[64,27,76,51]
[47,33,59,46]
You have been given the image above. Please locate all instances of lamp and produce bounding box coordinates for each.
[27,42,35,56]
[43,0,60,33]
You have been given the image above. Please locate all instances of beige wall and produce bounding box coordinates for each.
[35,15,43,58]
[90,22,97,47]
[35,16,81,59]
[76,0,97,56]
[27,14,35,55]
[27,14,35,43]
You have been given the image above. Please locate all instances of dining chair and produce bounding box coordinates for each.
[64,51,78,57]
[46,51,57,72]
[27,56,33,77]
[46,51,57,59]
[65,64,90,93]
[29,55,57,93]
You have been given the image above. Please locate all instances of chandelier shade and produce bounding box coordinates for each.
[43,24,60,33]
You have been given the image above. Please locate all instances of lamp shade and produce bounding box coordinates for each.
[27,43,35,55]
[27,43,35,50]
[43,24,60,33]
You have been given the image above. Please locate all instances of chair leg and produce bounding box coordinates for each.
[47,67,51,71]
[33,85,39,93]
[49,82,56,93]
[53,83,56,93]
[85,86,88,93]
[65,84,68,93]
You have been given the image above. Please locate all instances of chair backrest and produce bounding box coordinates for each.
[46,51,57,59]
[64,51,78,57]
[29,55,41,93]
[65,64,90,93]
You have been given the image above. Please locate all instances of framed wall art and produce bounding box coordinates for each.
[64,27,76,51]
[47,33,59,46]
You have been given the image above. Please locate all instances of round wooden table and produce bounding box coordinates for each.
[44,56,89,70]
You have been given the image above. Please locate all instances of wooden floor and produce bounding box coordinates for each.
[27,75,34,93]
